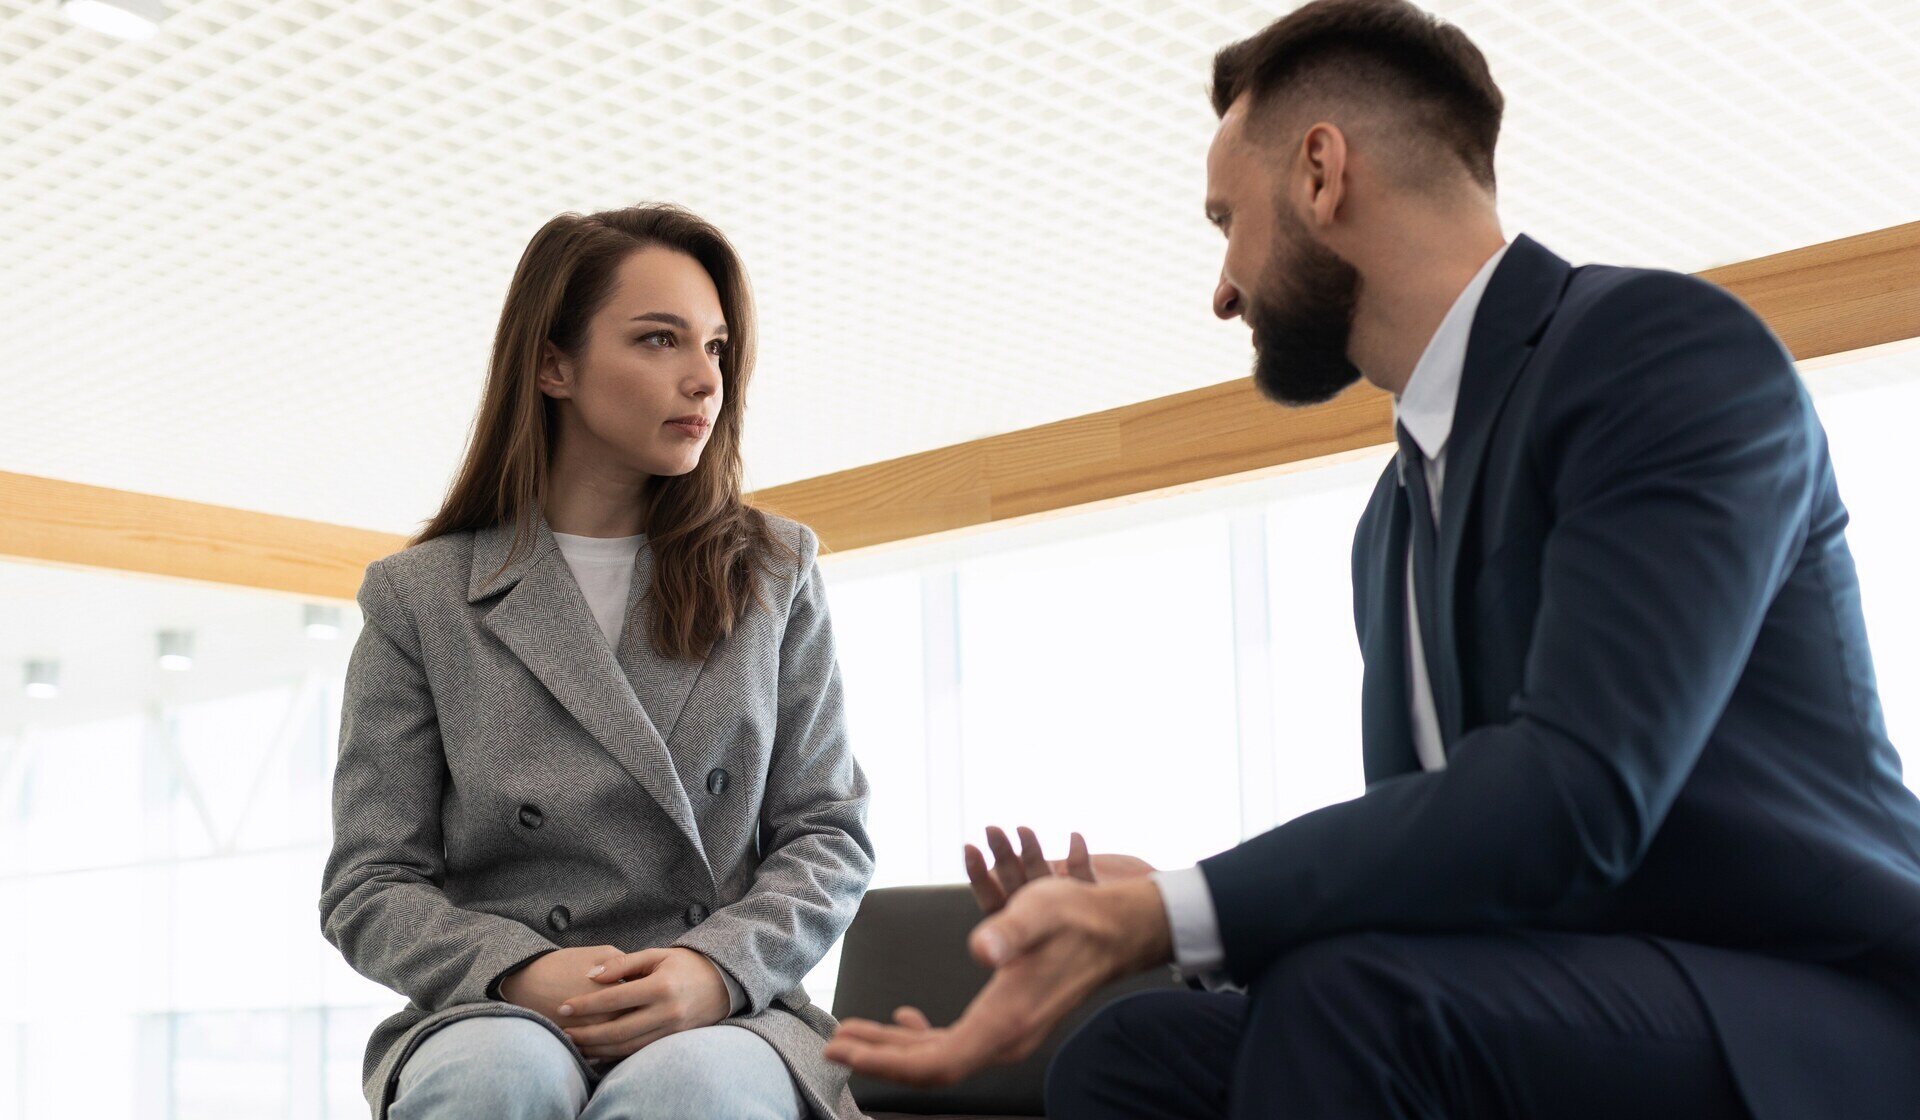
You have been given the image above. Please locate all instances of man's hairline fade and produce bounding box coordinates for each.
[1209,0,1504,193]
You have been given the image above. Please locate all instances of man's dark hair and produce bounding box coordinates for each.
[1212,0,1504,190]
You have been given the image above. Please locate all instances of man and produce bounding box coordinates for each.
[823,1,1920,1116]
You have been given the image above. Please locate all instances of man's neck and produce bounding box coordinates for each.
[1348,213,1507,398]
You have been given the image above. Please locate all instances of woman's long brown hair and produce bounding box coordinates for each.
[413,203,784,661]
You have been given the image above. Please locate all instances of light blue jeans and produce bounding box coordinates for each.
[389,1015,805,1120]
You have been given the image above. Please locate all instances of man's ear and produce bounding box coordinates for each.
[1297,120,1348,229]
[536,341,572,399]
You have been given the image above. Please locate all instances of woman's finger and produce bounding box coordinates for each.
[576,1022,673,1062]
[559,970,665,1019]
[589,947,670,985]
[563,1001,674,1048]
[1016,826,1051,881]
[964,844,1007,913]
[892,1005,933,1030]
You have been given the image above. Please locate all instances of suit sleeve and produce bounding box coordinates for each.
[318,560,559,1009]
[674,523,876,1014]
[1199,272,1818,984]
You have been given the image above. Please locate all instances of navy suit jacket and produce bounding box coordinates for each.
[1198,234,1920,1118]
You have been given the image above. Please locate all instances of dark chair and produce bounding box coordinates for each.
[831,883,1182,1119]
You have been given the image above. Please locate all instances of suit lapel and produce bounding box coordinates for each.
[1431,234,1571,744]
[1356,465,1420,783]
[470,511,709,874]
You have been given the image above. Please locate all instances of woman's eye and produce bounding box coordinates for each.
[640,332,673,348]
[707,340,726,356]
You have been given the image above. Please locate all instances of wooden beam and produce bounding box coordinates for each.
[754,220,1920,553]
[0,471,402,603]
[4,221,1916,592]
[1697,222,1920,363]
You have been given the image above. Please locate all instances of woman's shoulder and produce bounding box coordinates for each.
[750,509,821,574]
[359,529,478,616]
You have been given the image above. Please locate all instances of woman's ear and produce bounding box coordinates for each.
[536,341,573,400]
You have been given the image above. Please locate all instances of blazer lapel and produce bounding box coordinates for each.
[1431,233,1571,744]
[1356,466,1420,784]
[470,512,709,870]
[613,543,707,757]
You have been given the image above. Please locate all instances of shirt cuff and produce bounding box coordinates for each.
[702,953,747,1016]
[1151,865,1226,976]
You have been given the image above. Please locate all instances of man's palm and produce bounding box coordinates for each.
[826,876,1165,1087]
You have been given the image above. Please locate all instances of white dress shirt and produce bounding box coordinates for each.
[1153,238,1516,979]
[552,529,749,1015]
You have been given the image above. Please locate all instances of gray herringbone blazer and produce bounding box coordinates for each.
[318,508,874,1120]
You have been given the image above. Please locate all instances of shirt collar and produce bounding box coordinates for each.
[1393,237,1514,461]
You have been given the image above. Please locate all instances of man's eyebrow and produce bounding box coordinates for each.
[629,312,727,336]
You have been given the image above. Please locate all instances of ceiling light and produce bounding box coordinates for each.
[303,603,342,640]
[24,660,60,700]
[61,0,165,41]
[157,628,194,671]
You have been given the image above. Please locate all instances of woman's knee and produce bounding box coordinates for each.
[392,1015,588,1120]
[586,1025,800,1120]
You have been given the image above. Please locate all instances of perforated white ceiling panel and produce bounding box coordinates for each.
[2,0,1917,536]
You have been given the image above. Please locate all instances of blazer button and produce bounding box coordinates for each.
[684,903,709,927]
[518,804,544,829]
[706,768,729,795]
[547,905,571,932]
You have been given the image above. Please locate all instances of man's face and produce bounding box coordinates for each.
[1206,99,1362,406]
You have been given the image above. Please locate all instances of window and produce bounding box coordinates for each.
[953,514,1244,871]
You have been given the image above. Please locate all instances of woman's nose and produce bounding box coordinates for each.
[686,359,721,399]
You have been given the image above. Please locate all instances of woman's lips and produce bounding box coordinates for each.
[665,419,710,438]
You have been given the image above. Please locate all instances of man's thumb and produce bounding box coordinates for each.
[970,911,1028,967]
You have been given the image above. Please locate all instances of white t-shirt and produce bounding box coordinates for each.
[551,531,646,649]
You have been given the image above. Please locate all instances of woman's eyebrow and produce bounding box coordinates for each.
[630,312,727,337]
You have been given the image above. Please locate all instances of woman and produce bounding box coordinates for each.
[319,204,874,1120]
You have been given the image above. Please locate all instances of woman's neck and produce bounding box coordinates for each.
[544,437,651,538]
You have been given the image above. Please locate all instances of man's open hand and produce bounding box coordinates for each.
[824,875,1174,1087]
[964,825,1158,914]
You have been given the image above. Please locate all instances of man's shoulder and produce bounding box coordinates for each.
[1555,262,1753,336]
[1535,260,1789,400]
[1510,258,1806,486]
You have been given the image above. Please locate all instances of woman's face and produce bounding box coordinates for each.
[542,245,728,478]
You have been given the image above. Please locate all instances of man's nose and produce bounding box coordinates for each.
[1213,275,1242,321]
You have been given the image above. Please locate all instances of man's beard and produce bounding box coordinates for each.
[1245,213,1363,406]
